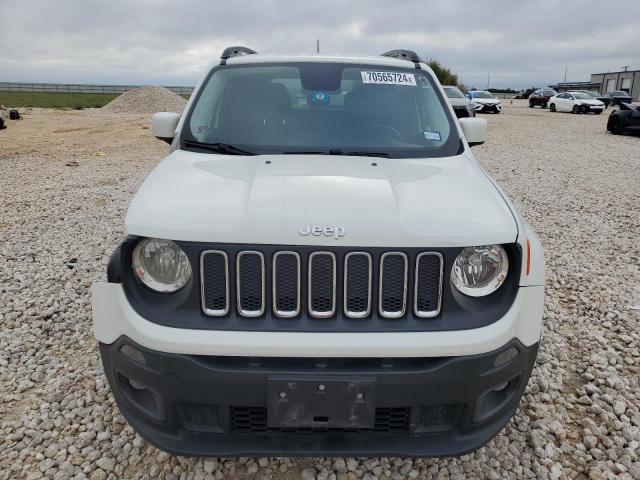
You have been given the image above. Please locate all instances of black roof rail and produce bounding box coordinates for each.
[220,46,257,65]
[380,49,422,66]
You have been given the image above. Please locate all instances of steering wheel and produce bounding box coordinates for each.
[347,124,403,143]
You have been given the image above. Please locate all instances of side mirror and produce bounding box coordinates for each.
[459,117,487,147]
[152,112,181,144]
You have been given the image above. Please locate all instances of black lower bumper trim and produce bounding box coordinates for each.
[100,337,539,457]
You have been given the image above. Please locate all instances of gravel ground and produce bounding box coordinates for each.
[1,103,639,479]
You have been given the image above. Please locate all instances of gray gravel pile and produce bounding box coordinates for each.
[0,104,639,479]
[101,86,187,114]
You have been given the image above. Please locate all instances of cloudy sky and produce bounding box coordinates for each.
[1,0,639,89]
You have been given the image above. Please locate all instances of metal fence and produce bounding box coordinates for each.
[0,82,194,95]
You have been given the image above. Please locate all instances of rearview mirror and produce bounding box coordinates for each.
[152,112,181,144]
[459,117,487,147]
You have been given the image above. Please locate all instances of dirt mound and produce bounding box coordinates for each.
[102,86,187,114]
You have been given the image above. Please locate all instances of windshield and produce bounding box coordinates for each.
[541,90,556,96]
[611,91,627,96]
[443,86,465,98]
[470,91,493,99]
[183,62,459,158]
[572,92,592,99]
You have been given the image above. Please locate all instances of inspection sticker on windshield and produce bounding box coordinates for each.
[423,131,441,141]
[361,71,416,86]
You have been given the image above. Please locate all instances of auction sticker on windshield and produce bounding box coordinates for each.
[361,71,416,86]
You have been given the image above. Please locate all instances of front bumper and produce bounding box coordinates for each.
[100,335,539,457]
[475,103,501,113]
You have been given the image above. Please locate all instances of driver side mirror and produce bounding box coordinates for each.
[152,112,181,144]
[459,117,487,147]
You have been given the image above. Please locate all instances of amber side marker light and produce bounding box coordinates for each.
[526,239,531,276]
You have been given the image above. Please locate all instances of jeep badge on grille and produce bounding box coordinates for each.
[298,224,346,240]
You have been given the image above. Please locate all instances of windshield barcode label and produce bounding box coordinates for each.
[361,71,416,86]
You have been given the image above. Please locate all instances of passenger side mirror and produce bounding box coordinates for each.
[459,117,487,147]
[152,112,181,144]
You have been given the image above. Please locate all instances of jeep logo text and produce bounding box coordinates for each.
[298,224,346,240]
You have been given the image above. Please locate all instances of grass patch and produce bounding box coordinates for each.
[0,91,119,109]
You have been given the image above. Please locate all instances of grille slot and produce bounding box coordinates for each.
[272,252,301,318]
[236,251,265,317]
[230,406,409,434]
[414,253,443,318]
[176,403,221,433]
[200,251,229,316]
[308,252,336,318]
[417,404,460,432]
[379,252,408,318]
[344,252,372,318]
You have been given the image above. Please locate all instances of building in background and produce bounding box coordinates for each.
[590,70,639,100]
[554,69,639,101]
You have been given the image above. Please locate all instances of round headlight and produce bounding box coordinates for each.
[451,245,509,297]
[132,238,192,292]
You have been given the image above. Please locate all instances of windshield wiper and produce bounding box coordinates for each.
[183,140,256,156]
[282,149,390,158]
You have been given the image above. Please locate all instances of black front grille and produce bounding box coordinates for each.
[415,253,442,317]
[200,247,443,321]
[308,253,336,317]
[417,404,459,432]
[236,252,264,316]
[230,406,410,434]
[380,253,407,317]
[201,251,228,315]
[344,253,371,318]
[273,252,300,317]
[176,403,221,433]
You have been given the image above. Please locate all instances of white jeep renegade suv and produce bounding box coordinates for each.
[92,47,545,457]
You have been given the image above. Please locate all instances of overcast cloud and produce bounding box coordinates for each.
[1,0,639,89]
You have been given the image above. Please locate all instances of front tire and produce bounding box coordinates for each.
[542,102,548,109]
[549,103,556,112]
[529,101,534,108]
[608,117,623,134]
[572,105,580,114]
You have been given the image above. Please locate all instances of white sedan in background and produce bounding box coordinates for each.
[549,91,605,114]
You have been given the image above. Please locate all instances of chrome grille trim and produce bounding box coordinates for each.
[236,251,265,317]
[308,252,337,318]
[272,251,301,318]
[378,252,408,319]
[414,252,444,318]
[200,250,229,317]
[343,252,372,319]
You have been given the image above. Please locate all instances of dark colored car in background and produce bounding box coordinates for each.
[443,85,476,118]
[608,91,633,107]
[578,91,609,108]
[528,88,557,108]
[607,103,640,135]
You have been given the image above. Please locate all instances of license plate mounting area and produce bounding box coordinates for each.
[267,375,377,429]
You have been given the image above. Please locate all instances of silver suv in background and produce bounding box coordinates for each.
[443,85,476,118]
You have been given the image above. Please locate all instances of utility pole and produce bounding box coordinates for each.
[621,65,629,72]
[486,73,490,90]
[316,40,320,54]
[563,66,567,83]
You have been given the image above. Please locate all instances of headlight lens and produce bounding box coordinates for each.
[451,245,509,297]
[132,238,192,292]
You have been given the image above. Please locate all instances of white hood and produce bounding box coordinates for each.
[581,99,604,106]
[125,151,517,247]
[473,98,500,105]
